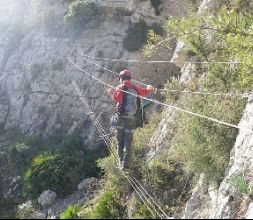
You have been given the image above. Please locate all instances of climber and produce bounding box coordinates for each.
[107,70,155,171]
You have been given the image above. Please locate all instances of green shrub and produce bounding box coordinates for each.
[150,0,161,9]
[49,137,107,178]
[64,0,98,30]
[154,4,252,181]
[141,161,191,215]
[163,77,185,103]
[134,204,154,219]
[150,0,161,15]
[123,21,148,52]
[167,80,246,182]
[8,142,39,173]
[97,144,129,192]
[149,23,164,36]
[45,136,84,152]
[23,136,108,198]
[132,113,163,176]
[24,152,84,198]
[231,173,249,195]
[60,204,81,219]
[89,189,126,219]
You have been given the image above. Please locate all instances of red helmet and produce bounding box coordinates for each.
[119,70,131,80]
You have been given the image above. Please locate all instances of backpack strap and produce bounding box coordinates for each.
[132,85,141,114]
[118,85,128,115]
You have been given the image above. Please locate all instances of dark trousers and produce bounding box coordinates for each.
[116,116,135,169]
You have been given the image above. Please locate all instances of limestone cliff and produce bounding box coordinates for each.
[0,0,190,146]
[147,0,253,219]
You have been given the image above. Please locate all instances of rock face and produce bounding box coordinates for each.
[183,175,217,219]
[212,97,253,219]
[0,0,193,146]
[0,1,194,218]
[147,1,253,218]
[77,177,97,191]
[38,190,57,208]
[181,97,253,219]
[147,108,178,162]
[197,0,222,15]
[246,202,253,219]
[180,1,253,218]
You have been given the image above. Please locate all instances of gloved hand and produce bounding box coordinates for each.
[146,85,155,93]
[107,88,115,97]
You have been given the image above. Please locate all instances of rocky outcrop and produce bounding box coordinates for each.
[0,0,216,218]
[77,177,97,191]
[147,0,253,218]
[182,96,253,219]
[197,0,222,15]
[246,203,253,219]
[183,175,217,219]
[0,0,194,146]
[212,97,253,219]
[147,108,178,162]
[30,178,99,219]
[38,190,57,208]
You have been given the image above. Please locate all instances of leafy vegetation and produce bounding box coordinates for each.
[145,0,253,90]
[23,137,107,198]
[60,204,81,219]
[162,76,246,182]
[143,161,191,214]
[150,0,161,15]
[171,93,244,182]
[123,20,148,52]
[230,173,253,196]
[6,134,107,200]
[123,21,163,52]
[24,152,84,198]
[8,142,39,173]
[88,189,126,219]
[143,0,251,183]
[64,0,99,37]
[132,203,154,219]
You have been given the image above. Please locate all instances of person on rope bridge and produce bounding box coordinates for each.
[107,70,155,171]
